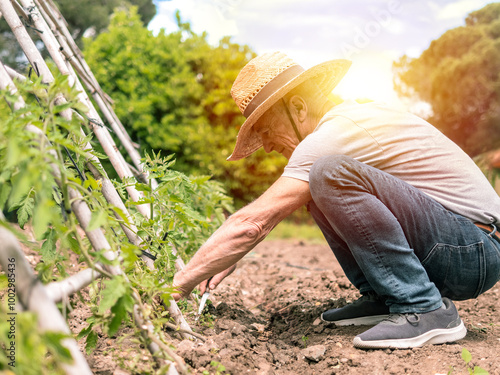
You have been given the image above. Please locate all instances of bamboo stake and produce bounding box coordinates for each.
[45,268,100,303]
[0,223,93,375]
[133,306,186,374]
[84,161,156,269]
[4,64,25,81]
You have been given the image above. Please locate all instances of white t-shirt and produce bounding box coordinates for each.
[282,101,500,224]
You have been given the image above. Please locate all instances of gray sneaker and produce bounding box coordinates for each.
[353,297,467,349]
[321,293,390,326]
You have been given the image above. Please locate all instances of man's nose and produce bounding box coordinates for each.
[262,138,273,153]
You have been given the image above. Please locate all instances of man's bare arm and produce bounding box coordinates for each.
[173,176,311,297]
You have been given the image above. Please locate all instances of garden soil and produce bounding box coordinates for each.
[68,239,499,374]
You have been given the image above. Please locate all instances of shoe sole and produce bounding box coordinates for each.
[320,313,390,326]
[352,320,467,349]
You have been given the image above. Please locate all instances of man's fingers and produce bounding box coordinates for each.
[171,280,191,301]
[198,264,237,294]
[209,264,237,289]
[208,274,223,290]
[199,278,210,295]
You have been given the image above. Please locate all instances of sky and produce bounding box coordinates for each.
[148,0,496,111]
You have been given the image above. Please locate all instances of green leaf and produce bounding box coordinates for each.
[108,294,134,337]
[77,323,94,340]
[129,198,153,205]
[462,348,472,364]
[174,210,196,227]
[191,175,211,185]
[111,206,130,225]
[98,276,128,314]
[473,366,489,375]
[33,199,54,240]
[0,182,12,211]
[5,139,21,168]
[41,228,57,261]
[87,209,107,232]
[44,331,73,362]
[0,274,8,289]
[8,171,33,208]
[135,183,151,192]
[85,330,99,354]
[168,194,184,203]
[72,101,90,114]
[84,176,100,190]
[66,234,81,254]
[120,242,140,269]
[53,102,73,114]
[15,190,35,228]
[68,177,82,186]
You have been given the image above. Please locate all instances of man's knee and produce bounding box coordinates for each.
[309,155,357,201]
[310,155,355,184]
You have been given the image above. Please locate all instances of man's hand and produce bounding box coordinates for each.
[171,282,189,302]
[199,264,237,295]
[171,264,237,301]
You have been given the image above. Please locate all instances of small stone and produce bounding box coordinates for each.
[312,317,322,326]
[251,323,266,333]
[217,319,232,330]
[302,345,326,362]
[313,325,324,334]
[113,368,130,375]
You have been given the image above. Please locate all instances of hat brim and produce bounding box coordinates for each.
[227,59,351,161]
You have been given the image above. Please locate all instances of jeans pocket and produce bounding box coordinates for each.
[421,241,486,301]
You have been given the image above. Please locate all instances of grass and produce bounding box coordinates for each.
[266,220,327,244]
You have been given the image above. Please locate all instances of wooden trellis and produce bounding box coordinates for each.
[0,0,200,373]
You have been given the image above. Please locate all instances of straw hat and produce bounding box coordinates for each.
[228,51,351,161]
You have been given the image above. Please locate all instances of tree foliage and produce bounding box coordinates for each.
[83,9,287,206]
[393,3,500,156]
[0,0,155,70]
[56,0,156,41]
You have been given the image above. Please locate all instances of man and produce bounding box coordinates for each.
[173,51,500,349]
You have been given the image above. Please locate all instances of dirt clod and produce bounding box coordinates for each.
[302,344,326,362]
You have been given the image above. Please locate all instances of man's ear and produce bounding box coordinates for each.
[287,95,308,122]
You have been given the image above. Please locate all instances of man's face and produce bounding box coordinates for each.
[253,102,299,160]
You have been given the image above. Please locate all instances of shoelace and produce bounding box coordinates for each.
[385,313,421,326]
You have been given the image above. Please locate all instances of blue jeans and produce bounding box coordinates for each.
[308,155,500,314]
